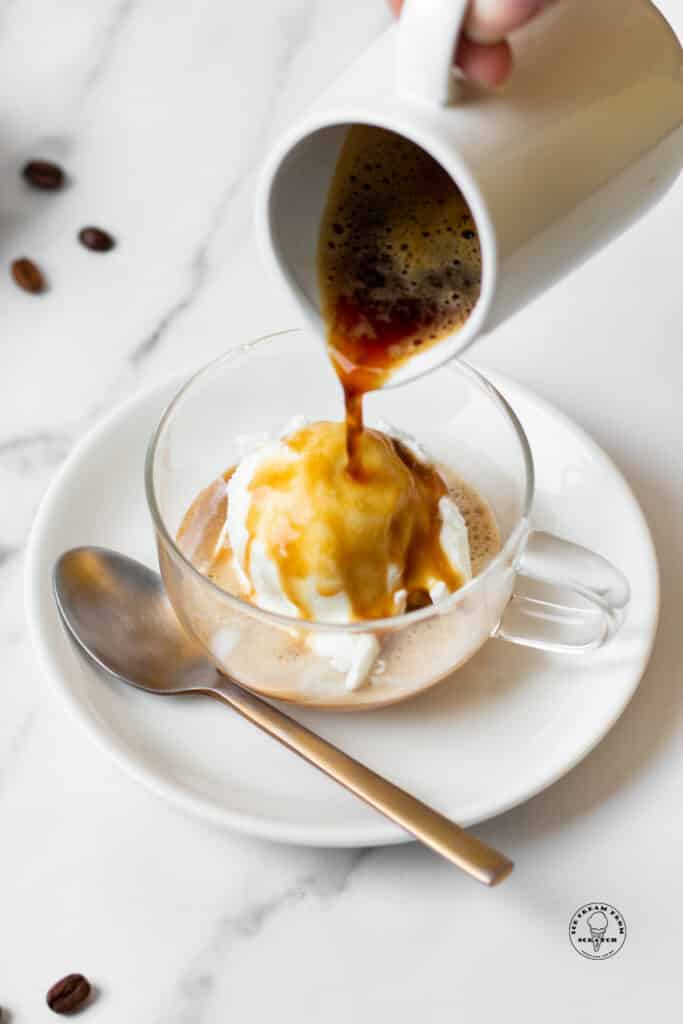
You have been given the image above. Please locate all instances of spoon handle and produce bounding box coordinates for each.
[207,683,513,886]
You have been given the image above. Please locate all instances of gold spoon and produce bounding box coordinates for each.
[54,546,513,886]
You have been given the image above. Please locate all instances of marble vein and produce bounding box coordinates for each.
[155,849,370,1024]
[128,178,237,366]
[0,384,130,472]
[0,543,20,567]
[0,430,71,458]
[271,0,318,108]
[84,0,139,90]
[128,0,316,367]
[0,707,38,798]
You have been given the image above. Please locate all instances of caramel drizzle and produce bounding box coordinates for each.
[243,424,463,621]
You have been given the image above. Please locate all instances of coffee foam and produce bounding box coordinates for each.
[319,125,482,355]
[443,473,499,577]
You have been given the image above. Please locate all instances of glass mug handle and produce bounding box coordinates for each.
[495,531,631,653]
[397,0,470,106]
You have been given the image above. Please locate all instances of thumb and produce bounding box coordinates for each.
[386,0,514,87]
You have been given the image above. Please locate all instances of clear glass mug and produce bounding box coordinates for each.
[146,329,630,710]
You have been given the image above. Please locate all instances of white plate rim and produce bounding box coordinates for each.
[24,369,660,847]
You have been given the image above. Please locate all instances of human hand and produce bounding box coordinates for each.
[388,0,557,86]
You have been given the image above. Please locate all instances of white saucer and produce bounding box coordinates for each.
[25,369,659,847]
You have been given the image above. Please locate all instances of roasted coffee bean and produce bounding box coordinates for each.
[78,227,115,252]
[11,258,46,294]
[46,974,91,1015]
[22,159,65,190]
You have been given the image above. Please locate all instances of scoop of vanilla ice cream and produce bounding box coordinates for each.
[217,420,471,690]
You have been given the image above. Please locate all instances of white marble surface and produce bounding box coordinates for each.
[2,0,682,1019]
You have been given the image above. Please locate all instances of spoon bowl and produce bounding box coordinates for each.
[54,547,220,694]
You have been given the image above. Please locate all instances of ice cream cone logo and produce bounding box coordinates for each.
[569,903,627,959]
[587,911,609,953]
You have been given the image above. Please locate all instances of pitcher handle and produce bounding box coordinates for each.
[495,531,631,653]
[397,0,470,106]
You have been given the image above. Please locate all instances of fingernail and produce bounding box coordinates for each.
[466,0,542,44]
[465,25,506,45]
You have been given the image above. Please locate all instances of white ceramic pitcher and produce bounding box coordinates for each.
[256,0,683,383]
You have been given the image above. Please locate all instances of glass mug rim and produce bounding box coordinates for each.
[145,328,535,634]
